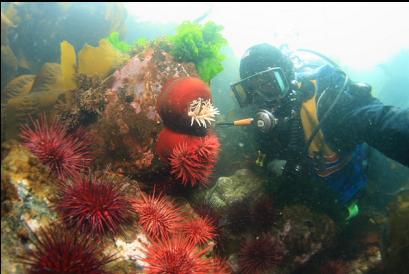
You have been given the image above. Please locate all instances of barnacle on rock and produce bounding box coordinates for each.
[55,74,108,131]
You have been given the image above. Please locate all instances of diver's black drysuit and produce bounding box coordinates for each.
[259,64,409,169]
[309,65,409,168]
[254,64,408,215]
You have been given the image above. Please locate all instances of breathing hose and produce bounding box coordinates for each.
[216,118,254,127]
[296,48,340,69]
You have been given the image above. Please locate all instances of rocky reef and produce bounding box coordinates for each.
[1,140,59,273]
[383,190,409,274]
[192,168,339,273]
[87,47,199,178]
[1,19,226,273]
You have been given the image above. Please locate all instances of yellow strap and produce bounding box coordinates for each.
[300,80,337,158]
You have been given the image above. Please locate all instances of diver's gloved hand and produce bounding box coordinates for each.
[266,159,287,177]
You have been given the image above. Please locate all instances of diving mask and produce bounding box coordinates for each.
[231,67,290,108]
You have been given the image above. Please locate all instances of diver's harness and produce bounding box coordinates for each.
[253,71,348,177]
[254,86,307,177]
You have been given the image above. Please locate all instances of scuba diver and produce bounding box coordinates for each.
[227,43,409,221]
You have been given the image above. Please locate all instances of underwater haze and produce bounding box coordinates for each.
[1,2,409,274]
[125,2,409,108]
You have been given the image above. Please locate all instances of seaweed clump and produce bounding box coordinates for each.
[170,21,228,83]
[107,32,133,53]
[105,20,228,83]
[107,32,150,55]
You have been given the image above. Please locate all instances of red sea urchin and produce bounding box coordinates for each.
[19,225,115,274]
[181,215,217,246]
[132,191,182,240]
[156,128,220,187]
[142,236,213,274]
[238,234,286,274]
[169,140,215,186]
[192,199,221,231]
[20,115,91,180]
[55,175,135,238]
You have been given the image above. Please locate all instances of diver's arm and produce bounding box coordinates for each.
[340,101,409,166]
[325,86,409,167]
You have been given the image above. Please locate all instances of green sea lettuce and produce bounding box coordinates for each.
[107,32,132,53]
[170,21,228,83]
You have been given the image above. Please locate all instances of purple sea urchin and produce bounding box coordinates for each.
[238,234,286,274]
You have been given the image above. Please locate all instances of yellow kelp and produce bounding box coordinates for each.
[78,39,129,77]
[60,41,77,90]
[3,74,35,100]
